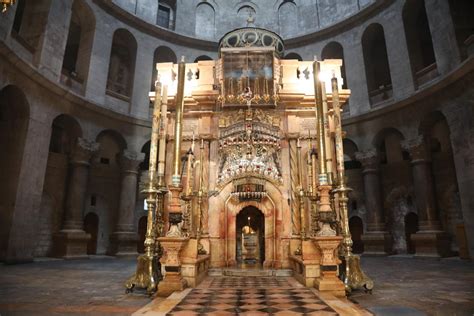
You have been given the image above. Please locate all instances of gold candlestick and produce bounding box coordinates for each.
[157,85,168,188]
[197,139,207,254]
[125,76,163,295]
[331,75,373,293]
[313,58,328,184]
[172,57,186,187]
[296,138,306,239]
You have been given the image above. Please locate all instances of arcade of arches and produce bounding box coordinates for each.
[0,0,474,315]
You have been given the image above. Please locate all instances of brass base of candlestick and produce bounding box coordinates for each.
[339,254,374,294]
[125,254,161,296]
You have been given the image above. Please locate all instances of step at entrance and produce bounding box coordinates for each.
[209,268,293,277]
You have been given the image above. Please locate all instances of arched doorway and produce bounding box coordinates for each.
[405,212,419,254]
[84,213,99,255]
[236,206,265,266]
[137,216,147,254]
[349,216,364,254]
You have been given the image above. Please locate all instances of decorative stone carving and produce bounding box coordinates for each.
[401,135,430,162]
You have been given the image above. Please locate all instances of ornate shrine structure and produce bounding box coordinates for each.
[126,27,372,297]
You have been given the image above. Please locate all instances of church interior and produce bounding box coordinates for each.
[0,0,473,315]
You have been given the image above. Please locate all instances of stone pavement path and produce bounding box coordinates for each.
[136,276,369,316]
[0,257,151,316]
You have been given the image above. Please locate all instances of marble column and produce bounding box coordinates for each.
[54,138,99,258]
[355,149,392,254]
[402,136,451,257]
[109,150,144,256]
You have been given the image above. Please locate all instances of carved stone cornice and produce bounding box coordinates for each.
[118,150,145,174]
[355,149,379,173]
[70,138,100,166]
[401,136,430,163]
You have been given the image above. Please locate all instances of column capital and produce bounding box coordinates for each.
[70,138,100,165]
[355,149,379,172]
[118,150,145,174]
[401,136,430,163]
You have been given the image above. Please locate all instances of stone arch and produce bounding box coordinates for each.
[208,179,284,268]
[95,129,127,167]
[283,52,302,61]
[343,138,361,169]
[402,0,437,87]
[195,2,215,40]
[11,0,52,53]
[362,23,393,106]
[106,28,137,99]
[61,0,96,92]
[278,1,297,38]
[49,114,83,155]
[151,46,177,90]
[194,55,213,62]
[0,85,30,261]
[236,206,265,264]
[321,41,348,89]
[373,128,406,164]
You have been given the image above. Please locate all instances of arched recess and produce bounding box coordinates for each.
[156,0,176,30]
[61,0,96,91]
[48,114,83,155]
[106,29,137,99]
[92,130,127,253]
[237,5,256,27]
[194,55,213,62]
[402,0,437,87]
[419,112,461,252]
[236,206,265,265]
[373,128,406,165]
[195,2,215,40]
[321,41,348,89]
[35,114,82,256]
[215,180,283,269]
[11,0,52,53]
[362,23,393,106]
[0,85,30,261]
[343,138,361,170]
[151,46,177,90]
[278,1,298,38]
[349,216,364,254]
[448,0,474,61]
[37,114,83,257]
[283,52,302,61]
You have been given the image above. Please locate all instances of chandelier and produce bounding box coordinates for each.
[1,0,15,13]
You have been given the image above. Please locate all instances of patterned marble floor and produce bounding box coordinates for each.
[167,277,338,316]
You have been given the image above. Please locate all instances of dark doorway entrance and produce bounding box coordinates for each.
[84,212,99,255]
[405,212,419,254]
[236,206,265,266]
[349,216,364,254]
[137,216,147,253]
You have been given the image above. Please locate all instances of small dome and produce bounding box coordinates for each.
[219,27,284,57]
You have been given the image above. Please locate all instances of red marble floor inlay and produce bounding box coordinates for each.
[166,277,338,316]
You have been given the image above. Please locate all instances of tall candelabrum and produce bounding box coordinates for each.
[330,74,374,293]
[125,73,167,296]
[196,139,207,254]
